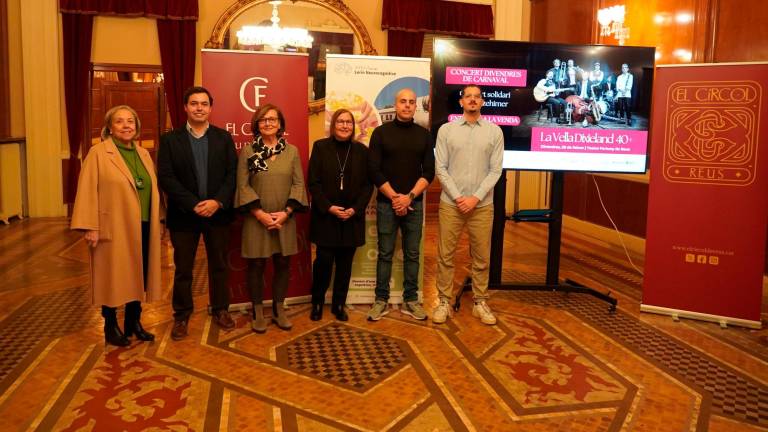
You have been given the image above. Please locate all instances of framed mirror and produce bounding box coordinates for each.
[206,0,378,114]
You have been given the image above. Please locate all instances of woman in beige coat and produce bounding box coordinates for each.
[71,105,162,347]
[236,104,307,333]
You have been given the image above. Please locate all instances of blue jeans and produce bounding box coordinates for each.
[375,200,423,302]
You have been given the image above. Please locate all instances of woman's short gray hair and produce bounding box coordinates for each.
[100,105,141,141]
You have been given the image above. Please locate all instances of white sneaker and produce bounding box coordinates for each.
[432,299,451,324]
[472,301,497,325]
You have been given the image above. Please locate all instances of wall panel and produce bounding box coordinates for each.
[598,0,698,63]
[0,0,9,137]
[530,0,594,44]
[713,0,768,62]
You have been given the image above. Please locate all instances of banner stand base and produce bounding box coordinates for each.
[471,171,618,314]
[640,304,762,329]
[211,295,313,315]
[456,277,617,312]
[345,294,410,306]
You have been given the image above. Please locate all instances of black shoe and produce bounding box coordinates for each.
[331,305,348,322]
[213,310,236,330]
[171,320,188,341]
[104,324,130,347]
[125,320,155,342]
[310,304,323,321]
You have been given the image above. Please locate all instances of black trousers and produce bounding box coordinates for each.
[246,254,290,314]
[616,97,632,121]
[311,246,356,308]
[170,224,231,321]
[546,96,566,117]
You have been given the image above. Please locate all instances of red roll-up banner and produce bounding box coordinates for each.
[642,62,768,328]
[202,49,311,305]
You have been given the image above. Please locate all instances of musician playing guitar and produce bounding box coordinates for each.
[534,70,567,122]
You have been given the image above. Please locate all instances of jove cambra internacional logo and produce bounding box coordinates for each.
[663,80,762,186]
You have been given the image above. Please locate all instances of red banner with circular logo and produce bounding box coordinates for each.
[202,49,310,305]
[642,62,768,327]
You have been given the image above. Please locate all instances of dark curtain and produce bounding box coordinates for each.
[59,0,198,201]
[387,30,425,58]
[59,0,199,131]
[61,13,93,204]
[59,0,198,19]
[382,0,494,40]
[157,19,196,129]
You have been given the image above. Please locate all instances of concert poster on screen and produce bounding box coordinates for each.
[431,38,656,173]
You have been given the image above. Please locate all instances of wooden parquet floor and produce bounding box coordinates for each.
[0,215,766,431]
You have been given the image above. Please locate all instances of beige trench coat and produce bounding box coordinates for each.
[235,143,308,258]
[71,140,162,307]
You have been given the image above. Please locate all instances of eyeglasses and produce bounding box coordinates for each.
[335,120,354,125]
[258,117,279,125]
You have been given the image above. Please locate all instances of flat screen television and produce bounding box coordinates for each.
[431,38,656,173]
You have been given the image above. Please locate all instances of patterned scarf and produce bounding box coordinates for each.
[247,135,287,173]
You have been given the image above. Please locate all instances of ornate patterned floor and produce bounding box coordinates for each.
[0,217,765,431]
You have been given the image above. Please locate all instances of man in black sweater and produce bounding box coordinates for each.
[367,88,435,321]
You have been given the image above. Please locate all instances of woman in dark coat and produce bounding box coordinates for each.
[308,108,373,321]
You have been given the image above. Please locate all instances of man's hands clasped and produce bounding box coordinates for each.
[455,195,479,214]
[391,193,414,216]
[194,199,221,218]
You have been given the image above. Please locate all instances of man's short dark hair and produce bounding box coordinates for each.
[461,84,483,96]
[183,86,214,106]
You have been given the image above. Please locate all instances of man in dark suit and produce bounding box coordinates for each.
[158,86,238,340]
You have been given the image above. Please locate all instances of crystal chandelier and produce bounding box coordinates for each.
[597,5,630,45]
[236,1,314,51]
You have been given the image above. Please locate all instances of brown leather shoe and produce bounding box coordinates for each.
[171,320,188,341]
[213,310,236,330]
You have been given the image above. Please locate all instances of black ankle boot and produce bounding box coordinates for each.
[102,306,130,347]
[331,304,348,321]
[310,304,323,321]
[125,320,155,342]
[124,301,155,342]
[104,324,131,347]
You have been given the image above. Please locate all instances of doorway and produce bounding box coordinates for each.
[88,64,169,162]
